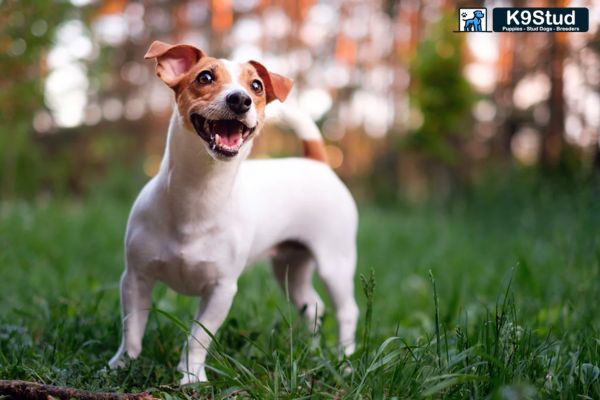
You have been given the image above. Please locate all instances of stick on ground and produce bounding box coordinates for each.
[0,380,156,400]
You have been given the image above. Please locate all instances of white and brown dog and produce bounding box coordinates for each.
[108,41,359,384]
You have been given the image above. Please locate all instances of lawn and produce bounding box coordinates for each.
[1,174,599,399]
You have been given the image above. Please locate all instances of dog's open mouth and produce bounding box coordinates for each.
[190,113,255,157]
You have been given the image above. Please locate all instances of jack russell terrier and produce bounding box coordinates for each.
[108,41,359,384]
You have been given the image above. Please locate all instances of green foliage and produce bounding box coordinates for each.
[405,13,476,163]
[1,176,599,398]
[0,0,75,197]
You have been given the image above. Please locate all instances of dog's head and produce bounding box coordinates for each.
[473,10,484,18]
[145,41,293,160]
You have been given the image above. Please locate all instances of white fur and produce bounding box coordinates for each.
[109,77,359,385]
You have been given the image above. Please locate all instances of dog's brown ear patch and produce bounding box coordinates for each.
[144,41,204,88]
[248,60,293,103]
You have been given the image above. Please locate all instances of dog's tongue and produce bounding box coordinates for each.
[214,120,242,146]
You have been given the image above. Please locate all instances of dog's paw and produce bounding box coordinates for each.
[109,344,142,369]
[178,363,208,385]
[179,370,208,385]
[108,353,127,369]
[342,364,354,376]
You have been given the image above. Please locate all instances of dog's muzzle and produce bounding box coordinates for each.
[190,113,256,157]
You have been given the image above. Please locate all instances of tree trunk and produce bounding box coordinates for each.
[541,2,567,167]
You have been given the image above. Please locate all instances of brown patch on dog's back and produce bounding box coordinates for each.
[302,140,329,164]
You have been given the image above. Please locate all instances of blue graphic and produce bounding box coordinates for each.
[462,10,485,31]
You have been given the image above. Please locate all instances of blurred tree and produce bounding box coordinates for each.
[402,12,475,198]
[0,0,74,197]
[543,29,566,168]
[405,13,475,163]
[541,0,568,168]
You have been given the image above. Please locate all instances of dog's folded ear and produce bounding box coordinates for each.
[144,41,204,88]
[248,61,293,103]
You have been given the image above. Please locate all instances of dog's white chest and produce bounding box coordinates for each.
[155,238,224,295]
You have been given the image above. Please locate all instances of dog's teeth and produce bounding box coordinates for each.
[235,136,243,146]
[215,134,221,145]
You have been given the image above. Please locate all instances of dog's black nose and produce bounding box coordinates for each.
[226,91,252,114]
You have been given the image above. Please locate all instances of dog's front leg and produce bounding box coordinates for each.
[109,270,154,368]
[178,280,238,384]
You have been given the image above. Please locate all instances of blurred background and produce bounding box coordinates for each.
[1,0,599,203]
[2,3,600,394]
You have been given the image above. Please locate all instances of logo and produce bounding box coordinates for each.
[492,8,589,32]
[454,7,589,33]
[455,8,492,32]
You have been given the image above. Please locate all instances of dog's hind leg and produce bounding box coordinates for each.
[312,245,359,355]
[272,242,325,331]
[109,270,154,368]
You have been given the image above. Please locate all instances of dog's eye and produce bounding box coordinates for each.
[196,71,214,84]
[250,79,263,94]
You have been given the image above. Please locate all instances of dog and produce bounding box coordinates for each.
[463,10,485,31]
[108,41,359,384]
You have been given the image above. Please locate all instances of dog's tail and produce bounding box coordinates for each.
[269,102,329,164]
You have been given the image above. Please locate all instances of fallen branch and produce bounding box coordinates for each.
[0,380,156,400]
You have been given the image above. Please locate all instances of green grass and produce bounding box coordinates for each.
[1,175,599,399]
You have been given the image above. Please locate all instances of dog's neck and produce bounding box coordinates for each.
[158,112,251,228]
